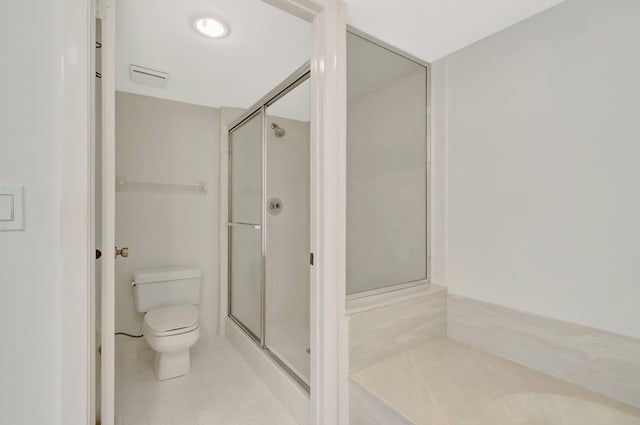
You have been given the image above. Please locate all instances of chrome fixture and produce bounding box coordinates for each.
[268,197,283,215]
[271,123,286,138]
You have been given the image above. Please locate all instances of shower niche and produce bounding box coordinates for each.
[228,68,311,389]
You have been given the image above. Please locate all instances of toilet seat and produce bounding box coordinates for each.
[144,304,199,337]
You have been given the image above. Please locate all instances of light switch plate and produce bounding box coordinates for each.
[0,194,13,221]
[0,185,24,231]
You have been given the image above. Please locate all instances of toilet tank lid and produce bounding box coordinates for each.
[133,266,202,284]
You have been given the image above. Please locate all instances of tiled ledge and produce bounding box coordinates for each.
[348,284,447,371]
[346,283,447,315]
[350,379,413,425]
[350,338,640,425]
[448,294,640,409]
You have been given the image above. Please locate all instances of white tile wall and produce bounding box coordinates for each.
[114,336,298,425]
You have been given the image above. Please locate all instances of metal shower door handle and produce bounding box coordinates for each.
[227,222,262,230]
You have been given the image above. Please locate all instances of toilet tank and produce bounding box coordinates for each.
[132,266,202,312]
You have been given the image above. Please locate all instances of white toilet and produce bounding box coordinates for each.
[132,266,202,381]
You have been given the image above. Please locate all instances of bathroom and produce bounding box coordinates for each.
[99,1,313,423]
[3,0,640,425]
[100,0,640,424]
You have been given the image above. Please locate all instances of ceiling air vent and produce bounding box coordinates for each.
[130,65,169,88]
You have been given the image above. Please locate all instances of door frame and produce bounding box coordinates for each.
[97,0,116,424]
[259,3,348,422]
[77,0,348,425]
[58,0,95,424]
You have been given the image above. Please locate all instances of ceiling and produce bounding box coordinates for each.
[116,0,310,112]
[344,0,566,62]
[116,0,566,111]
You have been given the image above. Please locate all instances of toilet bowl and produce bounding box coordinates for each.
[132,266,202,381]
[142,304,200,380]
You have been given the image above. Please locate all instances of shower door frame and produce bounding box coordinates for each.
[227,66,311,390]
[344,27,432,300]
[218,3,349,423]
[227,107,267,345]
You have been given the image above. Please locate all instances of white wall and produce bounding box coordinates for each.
[433,0,640,338]
[115,92,219,349]
[0,1,90,424]
[0,3,60,421]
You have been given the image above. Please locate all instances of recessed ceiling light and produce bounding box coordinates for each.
[193,17,229,39]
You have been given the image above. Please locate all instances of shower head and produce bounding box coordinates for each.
[271,122,286,138]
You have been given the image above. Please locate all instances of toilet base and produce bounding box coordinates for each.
[153,349,191,381]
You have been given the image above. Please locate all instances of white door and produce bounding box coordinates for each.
[98,0,116,424]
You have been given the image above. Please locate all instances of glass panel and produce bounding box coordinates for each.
[230,112,263,225]
[264,78,311,385]
[229,111,263,340]
[229,224,262,340]
[346,32,428,295]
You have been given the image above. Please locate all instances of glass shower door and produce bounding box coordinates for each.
[229,110,264,342]
[264,78,311,387]
[227,69,311,389]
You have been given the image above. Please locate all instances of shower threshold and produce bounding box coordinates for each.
[228,314,310,394]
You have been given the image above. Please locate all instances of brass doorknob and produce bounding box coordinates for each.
[115,247,129,258]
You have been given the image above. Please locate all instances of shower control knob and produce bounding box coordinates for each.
[268,197,283,215]
[115,246,129,258]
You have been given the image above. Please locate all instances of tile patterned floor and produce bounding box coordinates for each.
[115,336,299,425]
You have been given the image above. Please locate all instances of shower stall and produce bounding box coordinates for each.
[225,30,428,392]
[227,65,311,389]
